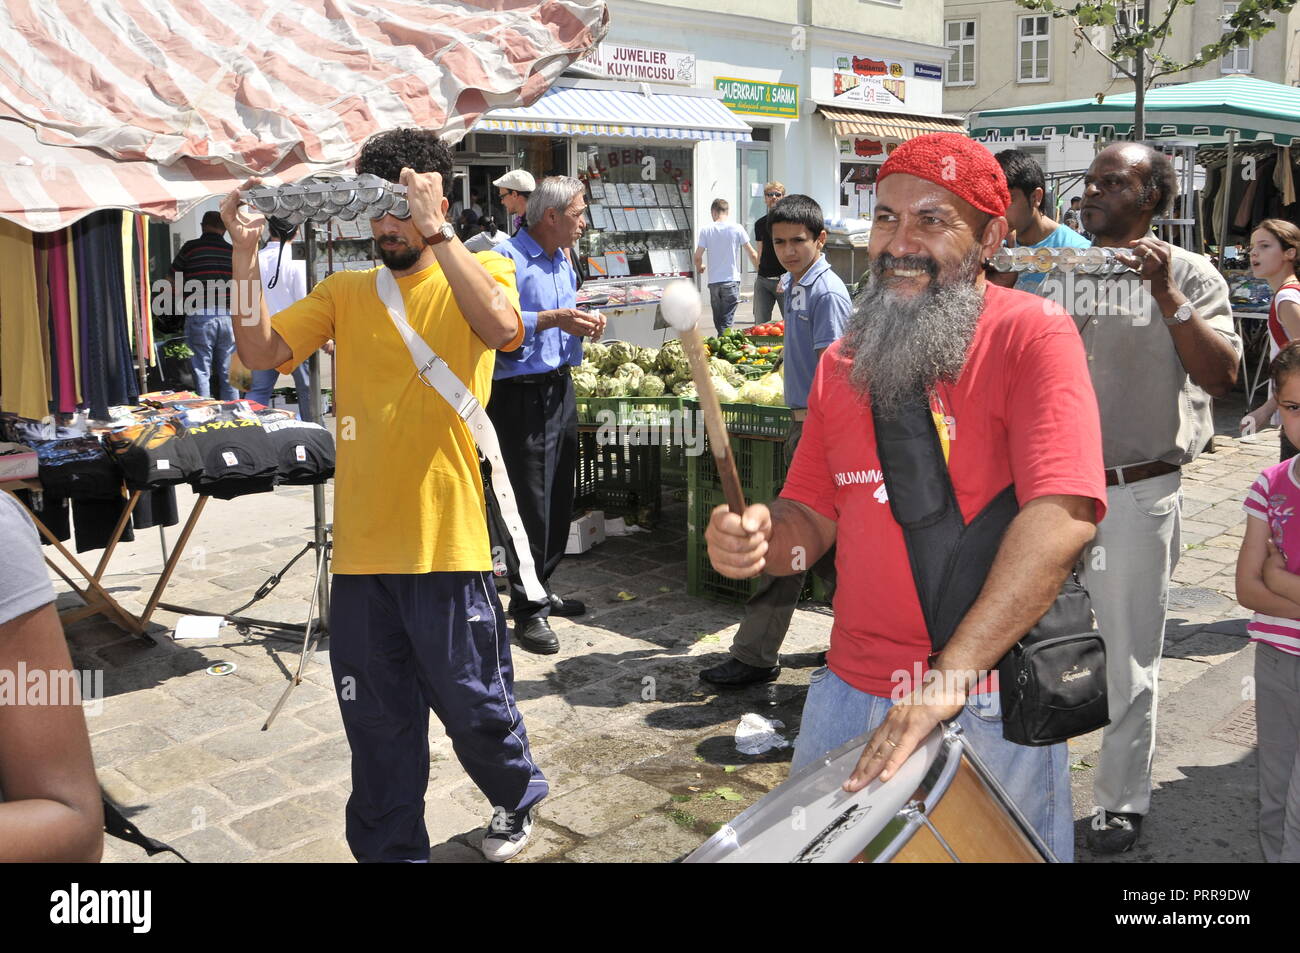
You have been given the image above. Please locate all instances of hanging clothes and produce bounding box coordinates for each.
[67,234,82,405]
[71,211,139,419]
[0,219,50,420]
[1276,146,1296,209]
[39,230,78,414]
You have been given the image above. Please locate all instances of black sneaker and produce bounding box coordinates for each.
[700,656,779,688]
[1086,810,1143,853]
[481,806,534,862]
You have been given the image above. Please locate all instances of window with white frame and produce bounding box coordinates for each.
[1221,2,1253,73]
[1018,15,1051,82]
[1112,3,1140,78]
[945,20,977,86]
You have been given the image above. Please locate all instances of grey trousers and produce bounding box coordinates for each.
[752,275,786,325]
[728,420,837,670]
[1079,470,1181,817]
[1256,642,1300,862]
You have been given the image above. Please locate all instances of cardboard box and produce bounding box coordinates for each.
[565,510,606,555]
[0,442,38,482]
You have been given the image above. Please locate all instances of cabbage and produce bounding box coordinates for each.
[637,375,666,397]
[713,378,739,403]
[737,374,785,406]
[594,376,619,397]
[635,348,659,373]
[603,342,637,372]
[672,380,698,398]
[614,362,645,385]
[669,355,693,377]
[656,340,684,373]
[584,342,610,368]
[572,371,598,397]
[737,380,769,405]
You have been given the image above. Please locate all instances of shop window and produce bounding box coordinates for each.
[575,141,695,279]
[1221,2,1252,73]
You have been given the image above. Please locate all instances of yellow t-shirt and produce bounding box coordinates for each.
[271,255,522,575]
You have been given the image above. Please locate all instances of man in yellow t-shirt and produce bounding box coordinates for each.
[221,129,547,863]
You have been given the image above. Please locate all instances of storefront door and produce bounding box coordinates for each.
[737,143,769,289]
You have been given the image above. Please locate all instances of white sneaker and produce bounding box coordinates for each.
[481,806,533,862]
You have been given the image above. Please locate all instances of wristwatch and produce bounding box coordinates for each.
[422,222,456,247]
[1163,301,1193,327]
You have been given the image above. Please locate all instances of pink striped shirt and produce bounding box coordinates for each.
[1243,458,1300,656]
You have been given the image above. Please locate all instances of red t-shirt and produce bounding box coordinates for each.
[780,283,1107,697]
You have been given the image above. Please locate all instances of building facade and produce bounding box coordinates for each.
[943,0,1293,191]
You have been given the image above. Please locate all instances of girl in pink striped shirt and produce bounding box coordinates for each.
[1237,340,1300,862]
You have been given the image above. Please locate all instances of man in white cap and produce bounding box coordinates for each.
[495,169,536,236]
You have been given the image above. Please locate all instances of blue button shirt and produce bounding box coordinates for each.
[493,229,582,379]
[783,255,851,410]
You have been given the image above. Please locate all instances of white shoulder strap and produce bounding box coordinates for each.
[375,269,546,603]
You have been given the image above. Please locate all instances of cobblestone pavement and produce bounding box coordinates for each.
[59,393,1273,863]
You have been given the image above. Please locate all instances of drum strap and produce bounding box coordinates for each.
[870,386,1018,652]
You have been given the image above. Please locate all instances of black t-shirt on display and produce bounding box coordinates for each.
[186,417,280,500]
[102,420,203,489]
[754,215,784,279]
[262,419,335,486]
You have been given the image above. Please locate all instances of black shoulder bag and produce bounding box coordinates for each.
[871,389,1109,746]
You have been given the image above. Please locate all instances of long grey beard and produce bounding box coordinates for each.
[843,246,987,417]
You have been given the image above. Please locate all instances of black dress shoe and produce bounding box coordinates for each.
[1086,811,1143,853]
[515,618,559,655]
[700,656,779,688]
[548,593,586,617]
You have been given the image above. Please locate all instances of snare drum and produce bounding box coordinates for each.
[684,722,1052,863]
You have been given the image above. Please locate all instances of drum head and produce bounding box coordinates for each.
[684,727,948,863]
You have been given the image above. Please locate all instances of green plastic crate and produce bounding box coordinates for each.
[575,429,662,520]
[687,433,787,503]
[575,396,682,427]
[687,485,834,605]
[661,441,687,488]
[682,399,791,439]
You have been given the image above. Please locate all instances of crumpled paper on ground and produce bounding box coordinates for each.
[605,517,649,536]
[735,713,790,755]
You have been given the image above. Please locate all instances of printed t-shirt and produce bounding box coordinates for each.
[271,255,523,574]
[1243,458,1300,656]
[779,283,1107,697]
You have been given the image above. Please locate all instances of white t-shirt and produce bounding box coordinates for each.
[463,229,510,253]
[695,220,750,285]
[258,242,308,316]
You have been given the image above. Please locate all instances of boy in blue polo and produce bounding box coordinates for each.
[701,194,850,687]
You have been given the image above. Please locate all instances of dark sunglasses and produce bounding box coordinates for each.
[764,191,784,198]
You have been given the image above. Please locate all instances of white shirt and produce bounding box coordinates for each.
[695,220,750,285]
[258,241,308,316]
[463,229,510,253]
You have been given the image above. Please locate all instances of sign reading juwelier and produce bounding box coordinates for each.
[714,77,799,119]
[582,44,696,84]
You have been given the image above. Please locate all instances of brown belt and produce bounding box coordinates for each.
[1105,460,1180,487]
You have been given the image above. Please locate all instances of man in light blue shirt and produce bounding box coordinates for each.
[489,176,605,655]
[702,194,849,688]
[993,149,1091,293]
[695,198,759,334]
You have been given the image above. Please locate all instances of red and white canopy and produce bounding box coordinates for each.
[0,0,608,231]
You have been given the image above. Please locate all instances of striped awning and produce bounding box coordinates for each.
[969,75,1300,145]
[817,106,966,141]
[476,84,752,140]
[0,0,609,231]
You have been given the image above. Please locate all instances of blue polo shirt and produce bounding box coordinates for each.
[493,229,582,379]
[783,255,851,410]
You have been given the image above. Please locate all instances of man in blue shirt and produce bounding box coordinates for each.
[992,149,1091,293]
[702,194,850,687]
[489,176,606,654]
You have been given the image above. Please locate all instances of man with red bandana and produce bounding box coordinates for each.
[705,133,1107,860]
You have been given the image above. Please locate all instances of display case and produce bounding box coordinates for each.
[301,218,377,284]
[573,141,698,347]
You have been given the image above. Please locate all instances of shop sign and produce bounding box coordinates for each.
[852,138,884,157]
[713,77,799,119]
[581,43,696,84]
[831,52,939,108]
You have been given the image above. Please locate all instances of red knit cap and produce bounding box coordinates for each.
[877,133,1010,217]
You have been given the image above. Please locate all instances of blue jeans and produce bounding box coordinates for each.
[708,281,740,335]
[185,310,237,399]
[792,666,1073,861]
[246,362,316,422]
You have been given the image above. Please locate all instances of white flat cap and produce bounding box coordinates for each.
[493,169,536,192]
